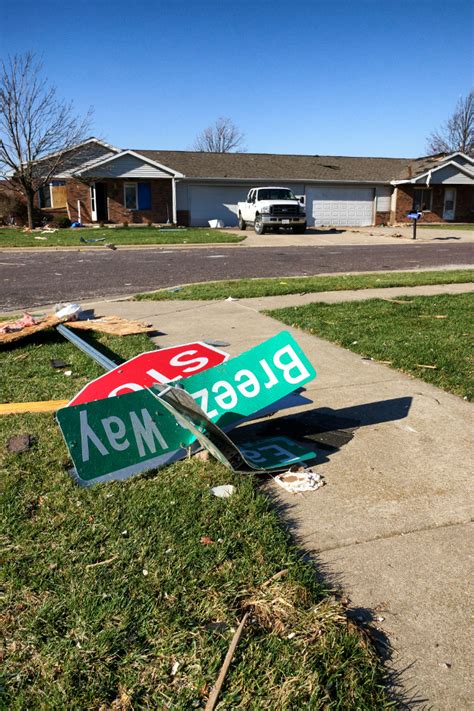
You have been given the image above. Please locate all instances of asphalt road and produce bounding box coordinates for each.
[1,242,472,310]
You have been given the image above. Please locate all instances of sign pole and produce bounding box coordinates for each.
[57,324,117,371]
[413,216,417,240]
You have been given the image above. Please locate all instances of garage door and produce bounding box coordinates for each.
[189,185,249,227]
[306,187,375,227]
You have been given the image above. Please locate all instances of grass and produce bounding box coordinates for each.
[135,268,474,301]
[268,293,474,400]
[1,329,392,709]
[0,227,245,248]
[418,223,474,230]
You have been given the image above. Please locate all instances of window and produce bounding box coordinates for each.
[124,183,138,210]
[413,188,432,212]
[123,182,152,210]
[38,184,51,208]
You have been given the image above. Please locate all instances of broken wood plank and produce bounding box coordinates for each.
[66,316,155,336]
[0,399,69,415]
[414,364,438,369]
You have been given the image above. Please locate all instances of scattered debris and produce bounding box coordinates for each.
[85,555,118,569]
[0,314,63,344]
[200,536,214,545]
[6,434,33,453]
[205,612,249,711]
[0,312,37,334]
[225,296,238,302]
[34,235,48,240]
[0,399,68,416]
[204,339,231,348]
[167,286,182,293]
[67,315,155,336]
[64,370,73,377]
[438,662,452,669]
[106,243,117,250]
[50,358,69,369]
[383,298,410,305]
[54,303,82,319]
[211,485,235,498]
[41,227,57,234]
[274,466,325,494]
[79,236,106,244]
[171,661,180,676]
[415,364,438,369]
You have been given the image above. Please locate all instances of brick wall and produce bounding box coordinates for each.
[66,178,173,224]
[394,184,474,223]
[375,211,390,225]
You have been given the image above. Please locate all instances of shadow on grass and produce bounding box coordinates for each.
[232,395,429,707]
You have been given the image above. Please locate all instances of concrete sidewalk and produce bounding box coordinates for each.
[83,289,473,709]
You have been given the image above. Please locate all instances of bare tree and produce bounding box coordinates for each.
[427,90,474,156]
[193,116,245,153]
[0,52,92,227]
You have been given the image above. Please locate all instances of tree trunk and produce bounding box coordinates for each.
[25,190,35,229]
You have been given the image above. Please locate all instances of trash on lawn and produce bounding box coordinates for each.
[6,434,33,453]
[167,286,182,293]
[274,466,325,494]
[415,363,438,369]
[208,219,224,228]
[0,313,64,344]
[200,536,214,545]
[64,370,73,376]
[50,358,69,369]
[34,235,48,240]
[66,315,155,336]
[225,296,238,302]
[54,302,82,319]
[105,243,117,250]
[211,484,235,498]
[0,312,37,334]
[79,236,106,243]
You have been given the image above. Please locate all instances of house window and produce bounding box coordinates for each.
[38,184,52,208]
[123,182,152,210]
[124,183,138,210]
[413,188,432,212]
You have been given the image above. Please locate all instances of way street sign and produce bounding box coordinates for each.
[69,342,229,406]
[57,331,316,485]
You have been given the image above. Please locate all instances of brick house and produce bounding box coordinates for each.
[12,138,474,227]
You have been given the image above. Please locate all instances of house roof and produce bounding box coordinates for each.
[133,149,429,183]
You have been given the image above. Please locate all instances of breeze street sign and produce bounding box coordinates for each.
[57,331,316,484]
[69,342,229,406]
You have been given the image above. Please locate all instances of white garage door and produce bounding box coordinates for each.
[306,187,375,227]
[189,185,249,227]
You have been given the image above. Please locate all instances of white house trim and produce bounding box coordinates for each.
[75,149,184,178]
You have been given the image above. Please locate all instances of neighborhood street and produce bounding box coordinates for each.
[1,241,473,309]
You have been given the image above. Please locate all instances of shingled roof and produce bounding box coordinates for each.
[133,149,437,183]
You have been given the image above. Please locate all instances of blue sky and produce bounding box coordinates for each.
[1,0,472,157]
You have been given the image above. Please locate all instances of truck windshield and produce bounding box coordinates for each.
[258,189,296,201]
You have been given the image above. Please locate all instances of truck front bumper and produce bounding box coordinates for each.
[261,215,306,225]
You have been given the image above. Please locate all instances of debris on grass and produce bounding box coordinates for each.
[210,484,235,498]
[0,399,69,416]
[274,467,325,494]
[6,433,33,453]
[50,358,69,369]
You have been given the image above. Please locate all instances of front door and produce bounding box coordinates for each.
[95,183,108,222]
[443,188,456,220]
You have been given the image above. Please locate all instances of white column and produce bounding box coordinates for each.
[171,178,177,225]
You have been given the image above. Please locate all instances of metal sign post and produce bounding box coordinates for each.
[407,211,422,240]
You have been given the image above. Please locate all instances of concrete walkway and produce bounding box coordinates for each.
[81,287,473,709]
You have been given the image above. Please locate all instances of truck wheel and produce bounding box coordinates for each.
[254,216,266,235]
[238,214,246,230]
[293,223,307,234]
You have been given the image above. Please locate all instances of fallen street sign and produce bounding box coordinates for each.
[57,331,316,485]
[68,342,229,406]
[178,330,316,428]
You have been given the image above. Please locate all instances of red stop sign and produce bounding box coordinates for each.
[68,342,228,406]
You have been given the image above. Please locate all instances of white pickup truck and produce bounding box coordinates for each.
[237,186,306,234]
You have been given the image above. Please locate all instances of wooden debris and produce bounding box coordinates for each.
[382,298,410,304]
[205,612,250,711]
[415,364,438,369]
[0,399,69,415]
[0,315,63,344]
[67,316,155,336]
[85,555,118,570]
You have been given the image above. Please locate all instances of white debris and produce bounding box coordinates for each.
[142,569,148,576]
[274,467,325,494]
[55,302,82,319]
[211,484,235,498]
[64,370,72,377]
[171,661,180,676]
[225,296,238,302]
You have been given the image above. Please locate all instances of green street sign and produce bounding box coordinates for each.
[57,331,316,485]
[178,330,316,428]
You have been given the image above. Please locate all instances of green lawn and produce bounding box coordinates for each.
[135,269,474,301]
[268,293,473,400]
[1,329,392,709]
[0,227,245,248]
[418,223,474,230]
